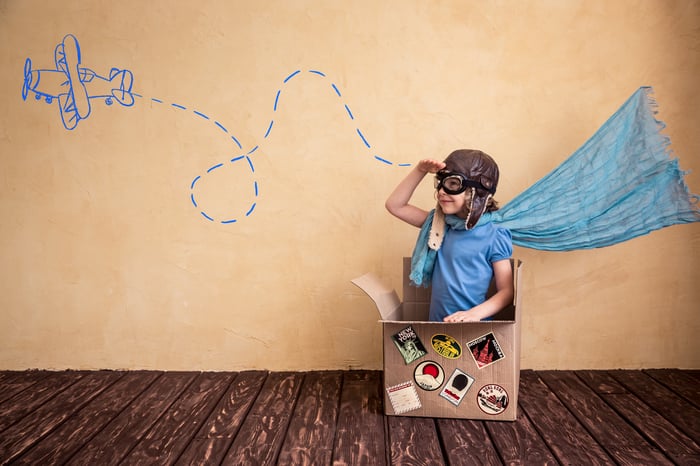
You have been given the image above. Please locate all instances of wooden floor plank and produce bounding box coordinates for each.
[221,372,304,465]
[0,371,84,433]
[437,418,502,466]
[517,370,612,465]
[605,393,700,465]
[644,369,700,409]
[66,371,197,465]
[0,371,50,405]
[578,370,700,464]
[539,371,673,465]
[387,417,445,465]
[121,372,235,465]
[174,371,267,465]
[576,369,629,395]
[610,370,700,444]
[14,371,162,465]
[0,371,123,463]
[486,411,558,465]
[0,369,697,465]
[332,370,387,466]
[277,371,343,466]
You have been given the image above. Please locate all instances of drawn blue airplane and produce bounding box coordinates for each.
[21,34,135,130]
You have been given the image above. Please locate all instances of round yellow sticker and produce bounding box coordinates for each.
[431,334,462,359]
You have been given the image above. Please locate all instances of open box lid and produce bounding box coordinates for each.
[353,258,522,323]
[352,272,402,321]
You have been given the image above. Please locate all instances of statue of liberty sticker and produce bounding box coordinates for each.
[391,325,428,364]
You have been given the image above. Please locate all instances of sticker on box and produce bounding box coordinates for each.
[386,381,422,414]
[391,325,428,364]
[431,334,462,359]
[439,368,475,407]
[467,332,505,369]
[477,384,509,415]
[413,360,445,391]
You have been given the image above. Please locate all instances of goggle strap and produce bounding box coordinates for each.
[461,178,495,194]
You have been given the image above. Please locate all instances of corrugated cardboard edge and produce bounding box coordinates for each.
[351,272,402,321]
[511,259,523,417]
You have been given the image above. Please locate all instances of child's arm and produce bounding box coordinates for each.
[385,159,445,227]
[443,259,515,322]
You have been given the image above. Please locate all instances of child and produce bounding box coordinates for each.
[385,149,514,322]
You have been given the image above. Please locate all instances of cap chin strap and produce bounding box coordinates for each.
[466,192,493,229]
[463,188,476,230]
[428,203,445,251]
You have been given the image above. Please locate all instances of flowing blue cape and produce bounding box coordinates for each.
[411,87,700,286]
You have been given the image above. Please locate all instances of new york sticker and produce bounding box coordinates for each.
[392,325,428,364]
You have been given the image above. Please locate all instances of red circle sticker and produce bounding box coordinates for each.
[413,361,445,391]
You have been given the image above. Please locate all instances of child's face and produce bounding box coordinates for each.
[437,186,473,218]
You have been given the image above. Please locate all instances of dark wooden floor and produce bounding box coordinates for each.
[0,369,698,465]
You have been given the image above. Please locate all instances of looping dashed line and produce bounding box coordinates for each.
[264,70,412,167]
[143,69,412,224]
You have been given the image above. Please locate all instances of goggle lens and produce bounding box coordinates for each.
[434,172,468,195]
[442,176,465,193]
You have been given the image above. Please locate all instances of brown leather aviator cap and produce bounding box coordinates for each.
[443,149,500,229]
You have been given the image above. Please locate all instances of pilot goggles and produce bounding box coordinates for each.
[434,170,493,195]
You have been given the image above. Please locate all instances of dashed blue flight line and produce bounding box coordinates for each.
[21,34,411,224]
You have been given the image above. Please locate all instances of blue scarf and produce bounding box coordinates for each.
[410,87,700,286]
[410,209,474,286]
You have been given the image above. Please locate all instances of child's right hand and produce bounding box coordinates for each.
[417,159,446,174]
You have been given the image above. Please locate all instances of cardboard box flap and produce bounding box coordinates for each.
[351,273,402,321]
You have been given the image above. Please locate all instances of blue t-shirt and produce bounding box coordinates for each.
[429,221,512,322]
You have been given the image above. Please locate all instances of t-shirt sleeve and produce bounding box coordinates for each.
[490,227,513,262]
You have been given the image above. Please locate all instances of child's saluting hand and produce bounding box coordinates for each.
[416,159,446,174]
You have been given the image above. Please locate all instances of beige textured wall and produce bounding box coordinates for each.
[1,0,698,370]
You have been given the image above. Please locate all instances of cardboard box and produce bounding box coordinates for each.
[352,258,522,421]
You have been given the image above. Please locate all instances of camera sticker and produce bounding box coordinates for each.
[386,381,422,415]
[431,334,462,359]
[467,332,505,369]
[439,368,475,407]
[413,360,445,391]
[477,384,509,415]
[392,325,428,364]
